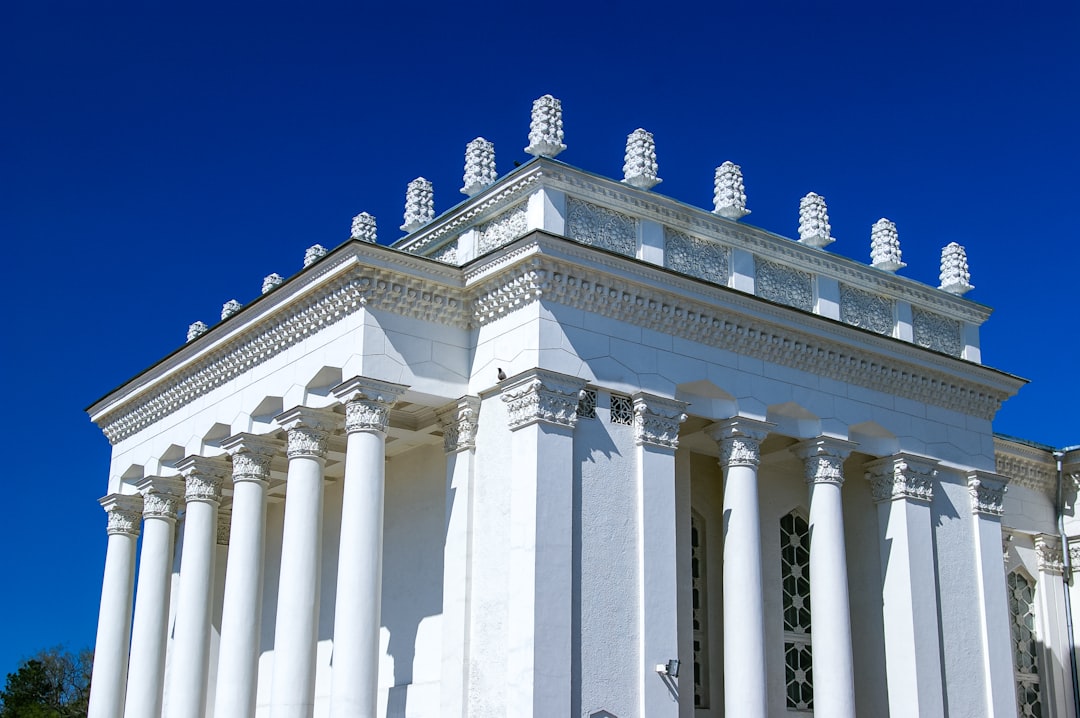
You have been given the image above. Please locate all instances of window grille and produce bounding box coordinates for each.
[577,389,597,419]
[691,511,710,708]
[1008,571,1042,718]
[780,511,813,711]
[609,393,633,425]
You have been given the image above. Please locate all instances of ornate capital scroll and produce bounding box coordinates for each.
[500,369,586,431]
[275,407,339,459]
[100,493,143,536]
[437,396,482,453]
[968,470,1008,517]
[706,417,774,469]
[332,376,408,436]
[176,455,230,504]
[632,393,687,449]
[134,476,185,521]
[864,454,938,503]
[1035,534,1065,575]
[222,433,278,486]
[792,437,857,486]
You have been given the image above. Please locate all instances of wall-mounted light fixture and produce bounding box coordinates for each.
[655,659,680,678]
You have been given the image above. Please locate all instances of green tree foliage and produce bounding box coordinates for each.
[0,647,92,718]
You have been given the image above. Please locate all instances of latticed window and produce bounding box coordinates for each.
[691,511,710,708]
[780,511,813,711]
[609,393,633,425]
[577,388,597,419]
[1008,571,1042,718]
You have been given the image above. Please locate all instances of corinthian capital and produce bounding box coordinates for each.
[222,433,278,485]
[134,476,185,520]
[864,453,937,503]
[275,407,339,459]
[437,396,482,453]
[500,369,586,431]
[706,417,774,468]
[632,392,687,449]
[176,455,231,504]
[968,470,1008,517]
[332,376,408,435]
[100,493,144,536]
[792,437,857,486]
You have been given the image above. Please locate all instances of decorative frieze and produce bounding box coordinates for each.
[135,477,185,520]
[437,396,481,453]
[712,162,750,220]
[477,202,529,255]
[664,228,729,286]
[707,418,773,468]
[187,321,209,342]
[304,244,328,267]
[428,241,458,265]
[939,242,974,296]
[100,494,144,536]
[565,197,637,257]
[864,454,938,503]
[994,438,1057,494]
[500,369,585,430]
[462,137,497,197]
[221,300,243,320]
[177,456,230,504]
[968,470,1008,516]
[332,376,407,435]
[755,259,813,312]
[622,128,661,190]
[798,192,834,248]
[793,437,856,486]
[840,284,894,335]
[870,219,905,272]
[401,177,435,233]
[912,307,962,357]
[632,393,687,449]
[1035,535,1065,575]
[262,273,284,294]
[351,212,377,243]
[222,434,277,484]
[524,94,566,158]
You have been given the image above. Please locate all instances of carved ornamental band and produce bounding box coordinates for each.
[100,494,143,537]
[968,471,1008,517]
[864,454,937,503]
[438,396,481,453]
[633,394,688,450]
[501,369,586,431]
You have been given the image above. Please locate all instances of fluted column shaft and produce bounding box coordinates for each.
[271,408,335,718]
[329,377,406,718]
[125,479,184,718]
[707,417,773,718]
[88,493,143,718]
[794,438,857,718]
[167,457,228,718]
[213,436,276,718]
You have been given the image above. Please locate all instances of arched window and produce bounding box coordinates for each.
[1007,570,1042,717]
[780,510,812,712]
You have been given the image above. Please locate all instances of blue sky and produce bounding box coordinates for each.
[1,1,1076,679]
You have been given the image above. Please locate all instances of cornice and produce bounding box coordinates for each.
[994,436,1057,494]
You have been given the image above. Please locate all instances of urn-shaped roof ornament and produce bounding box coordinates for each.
[401,177,435,232]
[870,218,906,272]
[798,192,835,248]
[350,213,377,243]
[524,94,566,158]
[187,321,209,342]
[622,128,661,190]
[304,244,328,267]
[262,273,284,294]
[221,299,243,320]
[462,137,497,196]
[939,242,974,295]
[713,161,750,220]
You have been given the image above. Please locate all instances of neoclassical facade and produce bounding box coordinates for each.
[85,96,1079,718]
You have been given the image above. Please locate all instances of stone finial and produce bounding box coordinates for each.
[622,128,661,190]
[187,321,209,342]
[524,94,566,158]
[221,299,242,320]
[351,212,377,243]
[798,192,835,248]
[939,242,974,295]
[262,273,284,294]
[713,161,750,220]
[401,177,435,232]
[870,218,906,272]
[304,244,328,267]
[462,138,497,196]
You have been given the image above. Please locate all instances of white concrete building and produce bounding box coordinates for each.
[85,95,1080,718]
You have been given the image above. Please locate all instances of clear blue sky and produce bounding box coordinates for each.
[1,0,1076,679]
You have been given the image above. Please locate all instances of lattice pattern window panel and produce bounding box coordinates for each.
[781,511,813,711]
[609,393,633,425]
[1008,571,1042,718]
[577,389,597,419]
[691,511,710,708]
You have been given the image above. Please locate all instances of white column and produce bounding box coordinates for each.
[126,478,184,718]
[88,493,143,718]
[500,369,585,716]
[633,393,687,718]
[329,377,407,718]
[968,470,1016,717]
[706,417,774,718]
[213,435,277,718]
[864,454,945,718]
[167,456,229,718]
[793,437,858,718]
[270,407,337,718]
[437,396,481,718]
